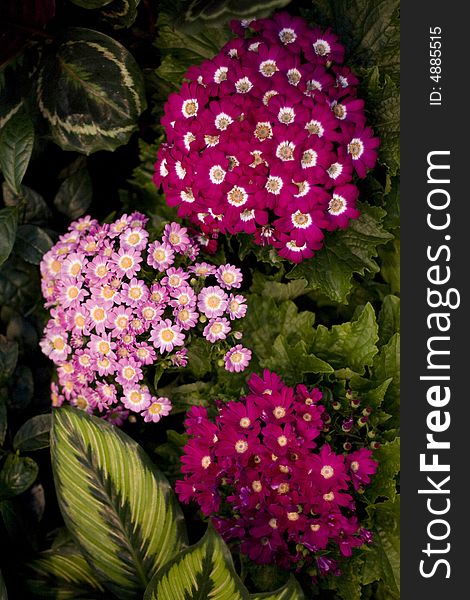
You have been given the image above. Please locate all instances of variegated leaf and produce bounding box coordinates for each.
[51,407,187,599]
[169,0,292,31]
[250,575,305,600]
[144,525,250,600]
[25,542,105,599]
[37,28,146,154]
[101,0,141,29]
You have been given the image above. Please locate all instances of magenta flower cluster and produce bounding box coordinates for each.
[154,12,379,263]
[39,213,251,425]
[176,370,377,576]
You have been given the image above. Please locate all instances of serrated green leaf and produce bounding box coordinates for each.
[377,295,400,346]
[169,0,291,32]
[13,224,53,265]
[260,279,309,302]
[287,205,393,304]
[37,28,146,154]
[262,337,333,384]
[0,207,18,266]
[13,414,52,452]
[250,575,304,600]
[0,110,34,194]
[51,407,187,599]
[144,525,250,600]
[305,0,399,83]
[154,13,231,85]
[373,333,399,414]
[187,338,212,378]
[364,497,400,595]
[25,542,105,599]
[54,169,93,219]
[0,569,7,600]
[365,438,399,503]
[312,303,379,373]
[362,67,400,174]
[2,183,52,225]
[0,454,38,499]
[101,0,141,29]
[0,335,18,385]
[331,559,363,600]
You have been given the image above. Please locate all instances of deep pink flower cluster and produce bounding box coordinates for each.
[154,12,379,262]
[176,370,377,576]
[39,213,251,425]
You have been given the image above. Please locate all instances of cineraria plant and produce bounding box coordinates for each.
[153,12,380,262]
[176,369,378,578]
[39,212,251,425]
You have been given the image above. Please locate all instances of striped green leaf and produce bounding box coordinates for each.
[51,407,187,599]
[167,0,292,31]
[0,109,34,194]
[69,0,114,8]
[37,28,146,154]
[250,576,305,600]
[101,0,141,29]
[144,525,250,600]
[25,542,106,599]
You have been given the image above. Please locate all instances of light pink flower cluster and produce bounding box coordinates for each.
[154,12,379,263]
[40,213,251,425]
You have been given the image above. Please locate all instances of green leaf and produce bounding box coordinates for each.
[252,277,309,302]
[0,207,18,266]
[373,333,400,414]
[37,28,146,154]
[287,205,393,304]
[378,239,400,294]
[363,497,400,595]
[377,295,400,346]
[305,0,399,83]
[144,525,249,600]
[312,303,379,373]
[51,407,187,599]
[0,256,39,310]
[0,569,7,600]
[54,169,93,219]
[2,183,52,225]
[154,13,232,85]
[262,337,333,384]
[0,335,18,385]
[365,438,399,503]
[13,414,52,452]
[13,224,53,265]
[0,110,34,194]
[362,67,400,174]
[69,0,114,8]
[0,400,6,446]
[330,559,363,600]
[0,454,38,499]
[250,575,305,599]
[25,542,106,599]
[187,338,212,379]
[101,0,141,29]
[168,0,292,32]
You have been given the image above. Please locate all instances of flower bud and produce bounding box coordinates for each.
[342,418,353,432]
[371,441,381,450]
[357,416,368,427]
[367,430,376,438]
[343,442,352,451]
[350,398,360,408]
[233,331,243,340]
[332,401,341,410]
[217,359,224,367]
[362,407,373,416]
[199,315,207,323]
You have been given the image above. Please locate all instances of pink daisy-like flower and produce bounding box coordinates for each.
[122,384,152,412]
[203,317,231,342]
[111,247,143,279]
[150,319,185,354]
[147,241,175,271]
[215,264,243,290]
[163,222,191,253]
[224,344,252,372]
[226,294,247,320]
[141,397,173,423]
[198,286,228,318]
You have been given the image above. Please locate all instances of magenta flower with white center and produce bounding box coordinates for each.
[176,370,378,578]
[154,12,379,263]
[40,213,251,424]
